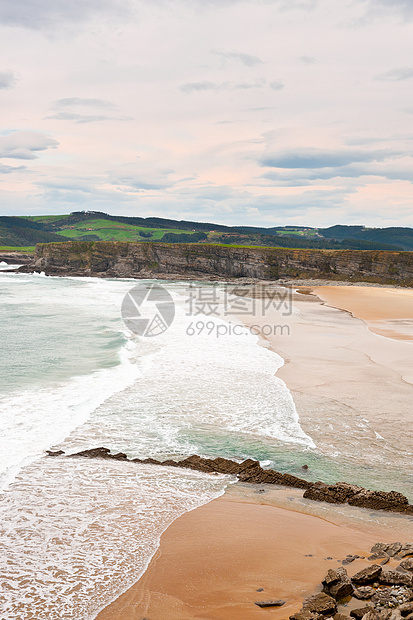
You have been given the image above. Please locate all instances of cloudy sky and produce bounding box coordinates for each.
[1,0,412,227]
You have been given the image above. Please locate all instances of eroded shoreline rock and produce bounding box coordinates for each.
[45,447,413,516]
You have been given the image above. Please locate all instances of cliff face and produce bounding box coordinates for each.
[33,241,413,285]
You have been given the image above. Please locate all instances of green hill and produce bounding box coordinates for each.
[2,211,410,251]
[0,217,64,247]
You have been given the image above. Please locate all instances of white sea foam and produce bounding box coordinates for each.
[59,284,315,459]
[0,346,139,490]
[0,458,228,620]
[0,275,314,619]
[0,274,141,488]
[0,262,21,270]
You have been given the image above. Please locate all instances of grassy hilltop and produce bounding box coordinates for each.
[1,211,413,252]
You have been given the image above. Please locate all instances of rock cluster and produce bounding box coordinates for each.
[303,482,412,515]
[46,447,413,516]
[290,545,413,620]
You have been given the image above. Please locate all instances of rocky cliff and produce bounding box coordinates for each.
[32,241,413,285]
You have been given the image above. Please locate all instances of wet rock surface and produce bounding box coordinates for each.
[47,447,413,517]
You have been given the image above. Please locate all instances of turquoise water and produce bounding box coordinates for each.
[0,274,127,393]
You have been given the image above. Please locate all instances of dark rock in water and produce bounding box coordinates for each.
[353,587,375,600]
[46,450,65,457]
[256,587,264,592]
[379,571,413,587]
[380,558,390,566]
[304,482,364,504]
[111,452,128,460]
[302,464,309,470]
[290,612,323,620]
[302,592,338,616]
[141,457,162,465]
[69,447,113,459]
[398,560,413,573]
[352,565,383,585]
[399,603,413,616]
[68,447,129,461]
[350,606,373,619]
[237,461,310,489]
[255,600,286,608]
[369,554,389,562]
[51,448,413,517]
[349,492,409,512]
[323,567,354,600]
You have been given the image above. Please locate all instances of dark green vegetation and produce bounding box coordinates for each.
[3,211,413,251]
[0,217,63,247]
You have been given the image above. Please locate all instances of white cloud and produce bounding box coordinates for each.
[0,70,18,89]
[0,131,58,160]
[211,49,264,67]
[374,67,413,81]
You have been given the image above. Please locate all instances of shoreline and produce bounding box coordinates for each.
[95,284,413,620]
[95,484,413,620]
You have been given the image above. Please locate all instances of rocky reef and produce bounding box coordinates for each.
[26,241,413,285]
[46,448,413,516]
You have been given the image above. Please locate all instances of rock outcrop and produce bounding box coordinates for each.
[46,447,413,517]
[303,482,364,504]
[352,566,383,585]
[302,593,338,616]
[304,483,412,516]
[30,241,413,286]
[322,567,354,600]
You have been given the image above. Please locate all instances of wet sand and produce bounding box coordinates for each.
[256,285,413,475]
[96,484,413,620]
[315,286,413,341]
[96,285,413,620]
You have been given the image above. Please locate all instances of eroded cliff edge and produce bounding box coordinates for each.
[31,241,413,285]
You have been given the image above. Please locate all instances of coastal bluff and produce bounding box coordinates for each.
[31,241,413,285]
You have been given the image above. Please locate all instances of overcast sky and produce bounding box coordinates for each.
[0,0,412,227]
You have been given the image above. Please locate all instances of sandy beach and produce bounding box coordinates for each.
[96,484,413,620]
[96,284,413,620]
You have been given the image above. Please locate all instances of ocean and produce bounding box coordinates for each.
[0,272,411,619]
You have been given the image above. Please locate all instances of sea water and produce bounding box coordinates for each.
[0,273,410,619]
